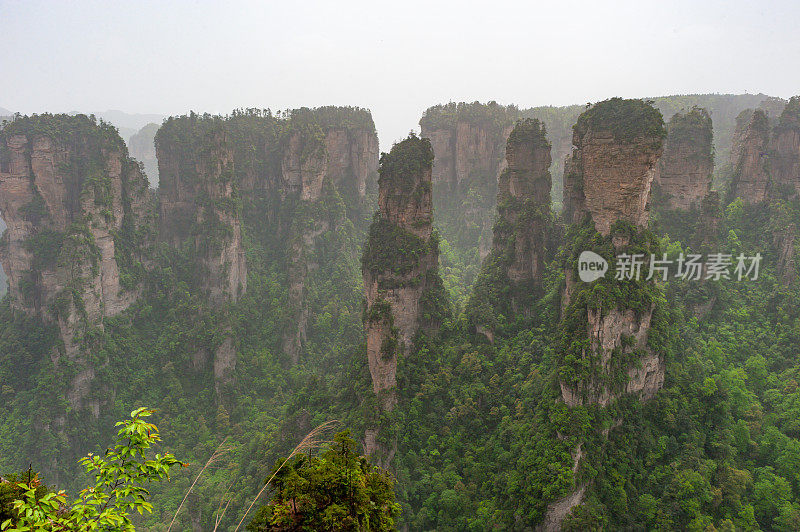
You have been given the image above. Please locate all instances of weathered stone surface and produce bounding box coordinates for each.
[769,97,800,199]
[156,116,248,391]
[0,122,149,322]
[0,114,152,409]
[729,109,755,170]
[729,109,771,204]
[282,217,326,366]
[563,105,664,234]
[156,116,247,305]
[220,108,378,364]
[495,119,552,286]
[560,99,667,403]
[653,107,714,210]
[361,134,445,465]
[467,119,553,334]
[560,306,662,407]
[775,224,798,285]
[364,135,438,377]
[376,146,433,239]
[421,114,510,197]
[281,131,327,202]
[276,129,328,364]
[423,127,454,188]
[548,99,667,530]
[541,486,586,531]
[324,127,378,198]
[728,96,800,206]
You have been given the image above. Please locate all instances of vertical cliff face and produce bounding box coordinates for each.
[561,98,666,404]
[323,126,379,201]
[563,99,664,235]
[729,108,754,171]
[281,129,327,202]
[277,107,378,209]
[156,115,248,388]
[0,114,152,409]
[420,105,511,197]
[769,96,800,199]
[156,115,247,305]
[361,134,446,466]
[277,110,379,364]
[547,99,667,530]
[420,102,517,266]
[728,97,800,205]
[198,107,378,365]
[729,110,771,205]
[766,98,800,287]
[425,119,510,195]
[279,127,329,364]
[653,107,714,210]
[496,119,552,285]
[230,107,378,209]
[466,119,553,336]
[128,123,159,187]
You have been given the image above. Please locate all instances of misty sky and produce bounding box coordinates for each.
[1,0,799,148]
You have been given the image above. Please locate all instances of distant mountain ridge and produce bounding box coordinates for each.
[89,110,165,132]
[82,110,166,143]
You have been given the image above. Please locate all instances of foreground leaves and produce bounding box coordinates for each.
[1,408,180,531]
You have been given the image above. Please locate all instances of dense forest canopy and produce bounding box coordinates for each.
[1,92,799,531]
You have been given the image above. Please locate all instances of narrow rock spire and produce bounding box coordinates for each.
[361,133,447,466]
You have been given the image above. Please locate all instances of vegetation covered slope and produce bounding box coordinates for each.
[424,94,779,312]
[388,154,800,532]
[1,96,799,531]
[0,107,379,530]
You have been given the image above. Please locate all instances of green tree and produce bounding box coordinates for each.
[248,431,400,531]
[1,408,181,531]
[0,472,49,526]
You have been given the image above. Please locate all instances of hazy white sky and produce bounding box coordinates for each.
[1,0,798,148]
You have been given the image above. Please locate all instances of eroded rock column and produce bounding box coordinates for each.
[156,115,247,305]
[156,115,247,388]
[361,134,446,466]
[545,99,667,530]
[466,119,553,337]
[769,96,800,198]
[729,109,771,205]
[653,107,714,210]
